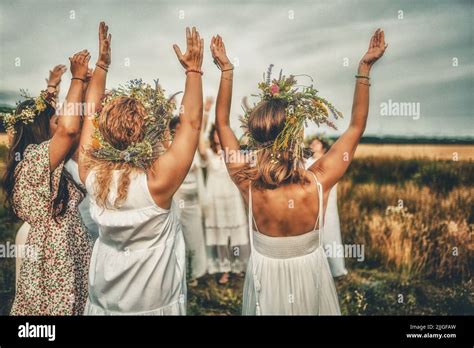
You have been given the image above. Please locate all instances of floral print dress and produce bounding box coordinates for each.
[10,140,92,315]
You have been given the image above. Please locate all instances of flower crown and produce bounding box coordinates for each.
[241,64,342,164]
[88,79,178,169]
[0,89,56,134]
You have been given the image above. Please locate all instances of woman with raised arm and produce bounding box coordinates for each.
[2,51,92,315]
[210,30,387,315]
[78,23,203,315]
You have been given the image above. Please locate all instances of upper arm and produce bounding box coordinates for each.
[148,120,201,203]
[49,127,79,170]
[78,117,94,184]
[309,126,363,189]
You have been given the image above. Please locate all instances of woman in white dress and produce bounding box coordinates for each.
[169,116,208,285]
[305,136,347,278]
[78,24,204,315]
[209,29,387,314]
[201,124,249,284]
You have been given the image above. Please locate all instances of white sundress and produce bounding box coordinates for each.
[242,172,341,315]
[174,152,208,279]
[204,148,249,273]
[64,159,99,241]
[84,170,186,315]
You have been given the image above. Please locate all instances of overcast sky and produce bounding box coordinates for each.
[0,0,472,137]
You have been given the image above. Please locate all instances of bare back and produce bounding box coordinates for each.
[238,172,329,237]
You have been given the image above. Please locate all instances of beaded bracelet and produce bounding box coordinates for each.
[355,74,370,80]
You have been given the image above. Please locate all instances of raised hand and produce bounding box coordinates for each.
[173,27,204,72]
[46,65,67,87]
[360,28,387,67]
[98,21,112,66]
[210,35,233,70]
[69,50,91,79]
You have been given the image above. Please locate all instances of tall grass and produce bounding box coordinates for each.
[339,157,473,280]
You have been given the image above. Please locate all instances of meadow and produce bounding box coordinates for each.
[0,144,473,315]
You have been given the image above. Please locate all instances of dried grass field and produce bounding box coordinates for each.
[0,143,473,315]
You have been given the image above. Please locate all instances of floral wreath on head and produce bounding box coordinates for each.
[88,78,179,170]
[0,89,56,134]
[240,64,342,165]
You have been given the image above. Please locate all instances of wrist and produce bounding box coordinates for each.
[358,61,371,75]
[96,60,109,67]
[185,68,203,76]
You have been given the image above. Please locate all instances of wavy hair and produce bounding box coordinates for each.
[82,96,147,208]
[234,99,309,189]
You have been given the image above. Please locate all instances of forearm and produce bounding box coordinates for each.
[349,62,371,134]
[58,80,84,133]
[215,70,233,128]
[85,67,107,116]
[180,73,203,129]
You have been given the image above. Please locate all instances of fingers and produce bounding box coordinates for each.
[380,29,386,49]
[99,21,104,40]
[199,38,204,67]
[192,26,197,48]
[186,27,192,50]
[173,44,184,61]
[369,32,376,49]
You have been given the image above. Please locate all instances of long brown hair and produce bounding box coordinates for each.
[235,99,308,189]
[82,96,147,208]
[208,123,219,154]
[2,100,83,221]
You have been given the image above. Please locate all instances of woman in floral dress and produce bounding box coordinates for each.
[2,52,92,315]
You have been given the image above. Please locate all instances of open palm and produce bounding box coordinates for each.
[210,35,232,70]
[361,29,387,66]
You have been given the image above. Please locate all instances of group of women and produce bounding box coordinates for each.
[3,22,387,315]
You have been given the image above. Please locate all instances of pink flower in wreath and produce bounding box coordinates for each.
[270,84,280,95]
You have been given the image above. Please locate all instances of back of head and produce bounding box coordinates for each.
[86,96,148,209]
[99,96,147,149]
[2,99,71,219]
[242,99,307,189]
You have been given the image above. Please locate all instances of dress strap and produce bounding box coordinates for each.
[308,171,324,247]
[248,182,262,315]
[248,183,255,251]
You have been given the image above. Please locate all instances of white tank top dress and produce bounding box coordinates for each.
[84,170,186,315]
[242,172,341,315]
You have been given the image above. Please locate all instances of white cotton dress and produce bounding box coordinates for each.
[84,170,186,315]
[64,159,99,241]
[242,172,341,315]
[306,158,347,277]
[204,149,249,274]
[174,152,208,279]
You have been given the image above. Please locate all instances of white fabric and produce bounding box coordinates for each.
[174,153,207,279]
[242,173,341,315]
[203,148,249,273]
[64,159,99,241]
[305,157,347,277]
[84,170,186,315]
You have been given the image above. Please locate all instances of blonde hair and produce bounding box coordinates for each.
[235,99,308,189]
[83,96,147,208]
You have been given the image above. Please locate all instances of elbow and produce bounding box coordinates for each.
[56,124,81,138]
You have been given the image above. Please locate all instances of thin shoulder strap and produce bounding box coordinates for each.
[248,183,255,250]
[309,171,324,247]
